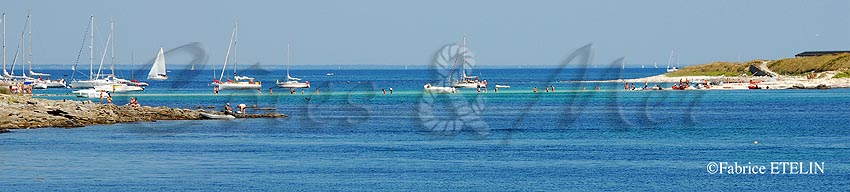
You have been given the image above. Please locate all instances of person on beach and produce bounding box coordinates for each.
[107,95,113,104]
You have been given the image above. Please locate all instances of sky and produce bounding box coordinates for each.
[3,0,850,69]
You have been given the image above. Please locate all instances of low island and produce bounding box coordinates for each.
[0,93,285,133]
[610,53,850,89]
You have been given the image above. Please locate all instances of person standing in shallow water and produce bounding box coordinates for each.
[533,87,537,92]
[389,87,393,94]
[382,88,386,95]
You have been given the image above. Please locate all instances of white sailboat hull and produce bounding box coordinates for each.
[451,82,487,88]
[69,79,115,89]
[215,82,262,90]
[43,80,67,88]
[147,76,167,81]
[276,80,310,88]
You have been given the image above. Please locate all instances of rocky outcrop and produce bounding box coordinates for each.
[0,94,286,132]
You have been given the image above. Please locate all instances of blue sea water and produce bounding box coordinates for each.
[2,68,850,191]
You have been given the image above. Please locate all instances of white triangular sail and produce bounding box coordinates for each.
[147,47,167,80]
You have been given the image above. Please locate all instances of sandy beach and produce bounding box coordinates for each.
[583,72,850,89]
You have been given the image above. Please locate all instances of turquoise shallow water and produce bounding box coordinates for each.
[2,68,850,191]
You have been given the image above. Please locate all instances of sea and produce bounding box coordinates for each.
[1,68,849,191]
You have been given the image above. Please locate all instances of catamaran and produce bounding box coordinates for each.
[449,35,487,89]
[147,47,167,80]
[276,44,309,88]
[211,21,261,90]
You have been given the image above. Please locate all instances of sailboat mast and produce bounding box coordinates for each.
[89,15,94,80]
[27,10,32,74]
[130,51,134,80]
[3,13,6,76]
[233,20,238,76]
[286,43,291,77]
[110,19,115,76]
[460,34,467,80]
[219,21,236,81]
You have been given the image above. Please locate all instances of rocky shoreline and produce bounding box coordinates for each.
[0,94,286,133]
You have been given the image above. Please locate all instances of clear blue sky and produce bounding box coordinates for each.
[3,0,849,68]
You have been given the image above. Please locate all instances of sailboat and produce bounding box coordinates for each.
[666,50,679,72]
[69,16,116,89]
[450,34,486,89]
[18,11,65,88]
[276,44,309,88]
[1,13,32,82]
[147,47,167,80]
[211,20,261,90]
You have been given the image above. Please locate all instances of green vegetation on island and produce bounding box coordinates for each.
[768,53,850,76]
[665,53,850,77]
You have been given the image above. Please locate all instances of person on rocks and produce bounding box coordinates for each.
[224,103,233,114]
[128,97,141,108]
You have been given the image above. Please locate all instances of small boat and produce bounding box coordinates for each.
[495,85,510,88]
[30,83,47,89]
[147,47,168,80]
[72,89,109,98]
[94,83,144,93]
[424,83,456,94]
[326,72,334,76]
[200,112,236,119]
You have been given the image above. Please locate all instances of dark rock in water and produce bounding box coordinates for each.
[815,84,831,89]
[791,84,831,89]
[0,129,9,133]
